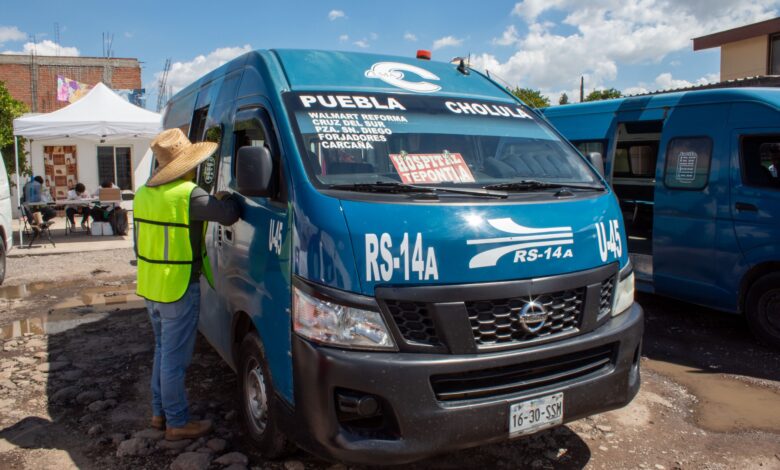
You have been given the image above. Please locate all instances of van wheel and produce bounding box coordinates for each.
[0,238,6,285]
[746,273,780,349]
[238,331,290,458]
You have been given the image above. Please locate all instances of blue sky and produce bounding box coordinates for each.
[1,0,778,108]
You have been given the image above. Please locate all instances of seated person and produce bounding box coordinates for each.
[90,180,119,222]
[66,182,91,230]
[22,176,56,228]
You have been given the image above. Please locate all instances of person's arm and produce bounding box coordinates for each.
[189,187,241,225]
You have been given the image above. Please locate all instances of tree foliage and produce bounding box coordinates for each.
[510,87,550,108]
[559,92,570,105]
[0,80,29,180]
[583,88,622,102]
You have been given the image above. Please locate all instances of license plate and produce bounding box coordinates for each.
[509,392,564,436]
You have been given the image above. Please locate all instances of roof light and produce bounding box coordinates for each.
[416,50,431,60]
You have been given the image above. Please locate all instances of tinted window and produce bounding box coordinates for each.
[663,137,712,190]
[97,146,132,190]
[575,141,605,156]
[741,135,780,189]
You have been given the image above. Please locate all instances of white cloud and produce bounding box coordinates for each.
[404,32,418,42]
[473,1,778,95]
[370,32,379,40]
[339,34,349,42]
[0,26,26,44]
[2,39,79,56]
[353,39,370,49]
[432,35,463,50]
[160,45,252,94]
[511,0,566,21]
[124,31,134,39]
[493,25,519,46]
[328,10,345,21]
[653,71,719,90]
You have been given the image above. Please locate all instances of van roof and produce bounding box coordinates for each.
[272,49,517,101]
[542,87,780,118]
[174,49,518,103]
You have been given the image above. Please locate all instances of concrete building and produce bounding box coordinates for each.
[694,17,780,81]
[0,54,142,112]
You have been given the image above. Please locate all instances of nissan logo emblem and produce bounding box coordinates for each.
[516,300,549,334]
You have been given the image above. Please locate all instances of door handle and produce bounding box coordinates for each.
[224,227,234,243]
[735,202,758,212]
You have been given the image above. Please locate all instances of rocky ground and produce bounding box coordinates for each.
[0,250,778,469]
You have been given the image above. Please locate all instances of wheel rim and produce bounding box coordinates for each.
[244,357,268,434]
[763,288,780,333]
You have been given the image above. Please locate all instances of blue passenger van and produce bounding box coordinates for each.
[162,50,642,464]
[543,89,780,348]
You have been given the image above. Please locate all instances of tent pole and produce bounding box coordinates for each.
[14,136,22,248]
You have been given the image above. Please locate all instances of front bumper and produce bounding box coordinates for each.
[284,302,643,465]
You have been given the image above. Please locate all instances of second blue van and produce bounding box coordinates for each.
[161,49,643,464]
[543,88,780,348]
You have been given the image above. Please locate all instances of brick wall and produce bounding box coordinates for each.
[0,55,142,112]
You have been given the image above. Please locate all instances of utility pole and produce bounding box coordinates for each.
[580,76,584,102]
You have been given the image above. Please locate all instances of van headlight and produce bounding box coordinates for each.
[612,263,635,316]
[292,287,396,351]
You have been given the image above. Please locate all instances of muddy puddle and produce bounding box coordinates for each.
[0,281,144,339]
[644,359,780,433]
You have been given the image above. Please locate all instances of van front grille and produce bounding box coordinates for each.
[465,288,585,348]
[384,300,441,346]
[430,344,616,401]
[599,275,616,318]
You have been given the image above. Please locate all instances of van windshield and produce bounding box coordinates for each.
[285,92,600,191]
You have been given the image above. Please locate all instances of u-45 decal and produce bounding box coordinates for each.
[596,219,622,262]
[466,218,574,268]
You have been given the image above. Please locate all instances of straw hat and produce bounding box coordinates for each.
[146,128,218,187]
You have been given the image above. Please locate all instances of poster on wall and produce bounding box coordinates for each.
[44,146,78,200]
[57,76,92,103]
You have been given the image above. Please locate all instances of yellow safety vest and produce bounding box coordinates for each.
[134,180,198,303]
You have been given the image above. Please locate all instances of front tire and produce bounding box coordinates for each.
[238,331,290,458]
[746,273,780,349]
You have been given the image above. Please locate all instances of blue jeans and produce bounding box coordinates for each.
[147,282,200,428]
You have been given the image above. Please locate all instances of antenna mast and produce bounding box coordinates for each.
[157,58,172,112]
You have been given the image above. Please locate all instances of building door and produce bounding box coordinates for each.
[43,145,78,200]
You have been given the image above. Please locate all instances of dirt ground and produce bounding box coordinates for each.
[0,249,778,470]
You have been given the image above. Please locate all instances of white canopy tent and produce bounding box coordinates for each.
[12,83,162,246]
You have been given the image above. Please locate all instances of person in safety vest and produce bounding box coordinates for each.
[135,128,241,441]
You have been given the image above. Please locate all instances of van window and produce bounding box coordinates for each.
[741,135,780,189]
[614,143,657,178]
[663,137,712,190]
[286,92,600,190]
[575,141,604,156]
[234,109,285,201]
[197,126,222,194]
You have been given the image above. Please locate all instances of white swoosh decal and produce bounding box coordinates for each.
[467,232,573,245]
[489,218,572,235]
[469,239,574,268]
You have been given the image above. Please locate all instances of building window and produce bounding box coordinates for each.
[663,137,712,190]
[97,146,132,189]
[771,34,780,75]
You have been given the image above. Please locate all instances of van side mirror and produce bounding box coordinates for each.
[587,152,605,177]
[236,146,273,197]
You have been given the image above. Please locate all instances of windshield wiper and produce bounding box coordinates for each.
[482,180,605,192]
[328,182,508,198]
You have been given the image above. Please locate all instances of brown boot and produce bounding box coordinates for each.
[165,420,212,441]
[150,415,165,430]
